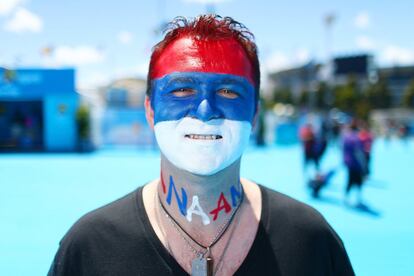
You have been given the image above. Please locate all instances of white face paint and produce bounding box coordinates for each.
[154,117,252,175]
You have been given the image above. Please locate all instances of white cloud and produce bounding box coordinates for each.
[110,62,149,79]
[295,48,310,64]
[117,31,133,44]
[52,46,105,66]
[380,45,414,66]
[77,71,110,91]
[265,49,311,72]
[3,7,42,33]
[355,35,375,50]
[0,0,23,15]
[77,62,148,90]
[354,11,370,29]
[265,51,290,72]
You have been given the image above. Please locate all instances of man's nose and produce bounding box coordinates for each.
[189,99,223,122]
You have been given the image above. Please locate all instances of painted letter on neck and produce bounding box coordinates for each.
[186,195,211,225]
[166,176,188,216]
[209,192,232,221]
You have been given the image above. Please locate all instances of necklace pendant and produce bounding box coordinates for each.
[191,256,213,276]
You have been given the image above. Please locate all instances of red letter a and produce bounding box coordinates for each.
[209,193,232,221]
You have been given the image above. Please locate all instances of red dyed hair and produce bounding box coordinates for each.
[146,15,260,100]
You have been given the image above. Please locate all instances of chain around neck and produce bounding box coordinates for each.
[157,183,244,253]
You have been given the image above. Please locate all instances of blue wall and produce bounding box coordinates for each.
[0,68,78,151]
[44,94,78,151]
[101,108,156,147]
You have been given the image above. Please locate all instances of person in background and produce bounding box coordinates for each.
[299,121,328,180]
[358,121,373,177]
[308,169,336,198]
[342,119,367,206]
[299,123,318,172]
[398,121,410,144]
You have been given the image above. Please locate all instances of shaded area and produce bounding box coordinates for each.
[0,101,43,151]
[348,202,382,217]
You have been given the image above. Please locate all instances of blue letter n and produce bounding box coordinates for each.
[166,176,188,216]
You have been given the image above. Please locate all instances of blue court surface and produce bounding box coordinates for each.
[1,139,413,275]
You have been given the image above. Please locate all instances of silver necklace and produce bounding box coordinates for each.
[212,200,242,275]
[157,185,244,276]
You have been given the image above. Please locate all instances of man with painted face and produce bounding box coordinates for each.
[49,15,354,276]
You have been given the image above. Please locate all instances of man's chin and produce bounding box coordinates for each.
[179,163,223,176]
[173,155,227,175]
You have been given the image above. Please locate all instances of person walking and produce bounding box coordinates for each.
[343,120,367,206]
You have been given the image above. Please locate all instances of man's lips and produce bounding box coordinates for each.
[184,134,223,140]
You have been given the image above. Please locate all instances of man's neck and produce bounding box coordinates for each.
[157,155,244,246]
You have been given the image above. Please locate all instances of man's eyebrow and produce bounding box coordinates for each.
[166,76,199,86]
[217,78,244,85]
[215,77,248,87]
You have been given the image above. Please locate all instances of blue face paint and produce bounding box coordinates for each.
[150,72,256,124]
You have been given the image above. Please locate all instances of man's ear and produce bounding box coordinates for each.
[145,96,154,130]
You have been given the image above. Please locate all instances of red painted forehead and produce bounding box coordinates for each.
[150,35,254,85]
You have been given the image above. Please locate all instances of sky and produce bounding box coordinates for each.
[1,0,414,91]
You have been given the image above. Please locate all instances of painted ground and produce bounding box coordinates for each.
[1,139,413,275]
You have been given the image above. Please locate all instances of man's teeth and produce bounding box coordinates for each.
[185,134,222,140]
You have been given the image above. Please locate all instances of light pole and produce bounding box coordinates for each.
[323,12,336,107]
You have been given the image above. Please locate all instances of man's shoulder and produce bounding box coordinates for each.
[240,184,354,275]
[61,187,142,245]
[258,185,354,274]
[48,186,168,275]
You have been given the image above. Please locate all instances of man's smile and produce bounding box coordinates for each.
[184,134,223,140]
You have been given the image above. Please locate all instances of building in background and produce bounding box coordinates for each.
[97,77,155,147]
[332,54,376,88]
[266,53,414,109]
[265,53,413,144]
[0,68,78,151]
[100,77,146,108]
[378,66,414,106]
[268,55,377,104]
[268,61,321,102]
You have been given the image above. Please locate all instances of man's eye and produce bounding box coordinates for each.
[218,88,239,99]
[171,88,195,97]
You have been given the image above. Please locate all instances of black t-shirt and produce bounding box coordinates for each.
[48,185,355,276]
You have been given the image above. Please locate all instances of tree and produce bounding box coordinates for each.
[402,79,414,108]
[366,78,392,109]
[333,77,359,112]
[297,90,309,107]
[76,105,92,152]
[273,88,293,104]
[3,69,17,82]
[315,82,332,110]
[332,77,371,119]
[76,105,91,140]
[354,99,371,120]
